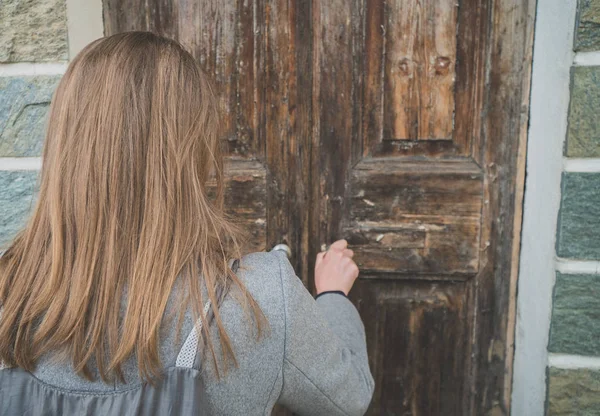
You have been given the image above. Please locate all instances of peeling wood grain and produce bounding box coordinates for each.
[471,0,536,413]
[384,0,457,140]
[263,0,315,293]
[350,279,468,415]
[206,159,267,252]
[346,222,480,274]
[314,0,355,263]
[452,0,490,162]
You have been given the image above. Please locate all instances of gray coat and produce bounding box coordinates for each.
[0,251,375,415]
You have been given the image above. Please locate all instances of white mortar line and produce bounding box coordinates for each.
[563,158,600,172]
[549,353,600,370]
[574,51,600,67]
[66,0,104,59]
[555,259,600,274]
[0,63,68,77]
[0,158,42,171]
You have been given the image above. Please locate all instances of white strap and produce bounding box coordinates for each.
[175,300,212,368]
[0,308,5,370]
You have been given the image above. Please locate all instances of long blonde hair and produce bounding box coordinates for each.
[0,32,263,383]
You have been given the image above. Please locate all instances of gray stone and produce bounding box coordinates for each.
[566,67,600,157]
[575,0,600,52]
[0,76,61,157]
[0,171,38,249]
[548,368,600,415]
[0,0,68,62]
[549,273,600,355]
[556,173,600,259]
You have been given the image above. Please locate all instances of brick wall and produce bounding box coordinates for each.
[0,0,67,247]
[547,0,600,413]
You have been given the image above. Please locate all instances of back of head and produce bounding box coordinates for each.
[0,32,261,383]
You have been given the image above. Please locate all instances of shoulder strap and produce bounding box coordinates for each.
[175,300,212,368]
[175,258,239,368]
[0,308,6,370]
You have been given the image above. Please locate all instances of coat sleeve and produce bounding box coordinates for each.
[273,251,375,416]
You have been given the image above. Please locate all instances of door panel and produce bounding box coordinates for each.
[380,0,457,141]
[351,279,469,414]
[103,0,534,413]
[346,160,482,274]
[364,0,485,158]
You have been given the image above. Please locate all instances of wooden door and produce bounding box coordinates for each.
[103,0,534,414]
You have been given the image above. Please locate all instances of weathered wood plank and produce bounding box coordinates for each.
[472,0,536,413]
[347,160,481,274]
[362,0,385,158]
[351,160,483,219]
[346,221,480,274]
[347,161,482,274]
[454,0,489,161]
[263,0,315,289]
[363,0,487,158]
[351,279,468,415]
[383,0,457,141]
[314,0,356,264]
[206,159,267,253]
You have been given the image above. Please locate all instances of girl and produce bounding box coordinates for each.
[0,32,374,415]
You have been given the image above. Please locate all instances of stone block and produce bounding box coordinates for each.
[575,0,600,52]
[556,173,600,260]
[0,0,68,62]
[566,67,600,157]
[0,170,38,248]
[548,368,600,415]
[549,273,600,355]
[0,76,61,157]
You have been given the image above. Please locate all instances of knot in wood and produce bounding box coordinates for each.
[434,56,452,75]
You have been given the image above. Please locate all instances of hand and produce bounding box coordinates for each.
[314,239,359,296]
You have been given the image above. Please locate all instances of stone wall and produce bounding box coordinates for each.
[547,0,600,413]
[0,0,66,247]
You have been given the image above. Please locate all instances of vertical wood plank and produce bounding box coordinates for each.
[454,0,490,160]
[103,0,148,34]
[314,0,356,252]
[383,0,457,141]
[103,0,178,39]
[265,0,294,271]
[473,0,536,413]
[362,0,385,157]
[189,0,252,156]
[264,0,314,287]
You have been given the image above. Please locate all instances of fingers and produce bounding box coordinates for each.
[315,251,325,267]
[329,239,348,251]
[316,240,353,263]
[314,239,360,296]
[345,260,359,278]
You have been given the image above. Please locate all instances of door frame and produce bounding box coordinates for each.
[511,0,578,415]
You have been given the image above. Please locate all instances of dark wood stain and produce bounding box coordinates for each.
[103,0,535,413]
